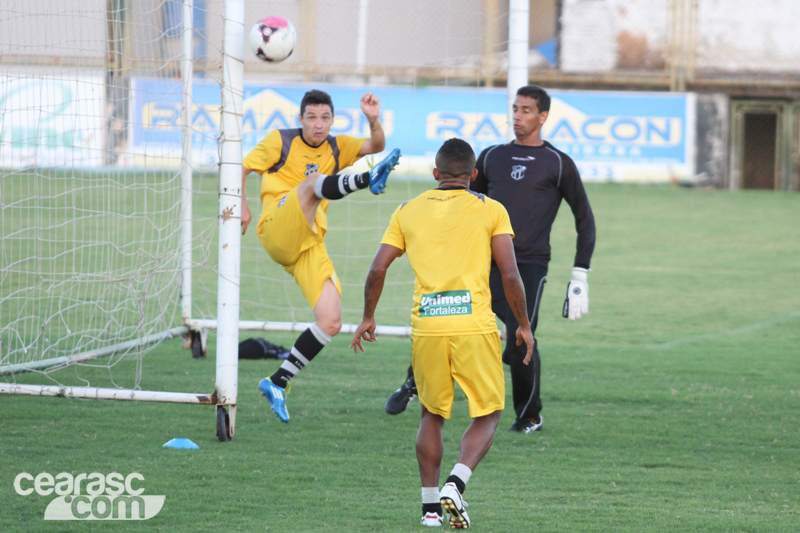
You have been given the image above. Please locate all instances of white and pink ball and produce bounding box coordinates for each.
[249,16,296,63]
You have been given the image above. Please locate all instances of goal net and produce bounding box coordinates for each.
[0,0,515,438]
[0,2,230,413]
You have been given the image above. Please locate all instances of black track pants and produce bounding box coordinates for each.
[489,262,547,422]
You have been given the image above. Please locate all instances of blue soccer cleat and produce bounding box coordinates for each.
[258,377,290,423]
[369,148,401,194]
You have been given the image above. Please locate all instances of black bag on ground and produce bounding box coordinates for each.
[238,338,290,360]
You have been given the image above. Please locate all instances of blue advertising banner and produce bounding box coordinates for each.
[131,80,694,182]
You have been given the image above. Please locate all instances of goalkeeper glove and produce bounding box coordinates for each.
[562,267,589,321]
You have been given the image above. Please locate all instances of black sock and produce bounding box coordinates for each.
[422,502,442,515]
[269,326,329,387]
[313,172,370,199]
[445,475,466,495]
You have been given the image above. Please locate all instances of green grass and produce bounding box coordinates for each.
[1,184,799,531]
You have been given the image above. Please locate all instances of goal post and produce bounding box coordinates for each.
[213,0,245,436]
[0,0,242,440]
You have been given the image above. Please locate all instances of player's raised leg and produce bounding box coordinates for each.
[308,148,401,203]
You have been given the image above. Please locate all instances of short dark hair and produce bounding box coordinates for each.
[435,138,476,178]
[300,89,334,116]
[516,85,550,112]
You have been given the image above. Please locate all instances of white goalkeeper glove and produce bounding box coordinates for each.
[562,267,589,321]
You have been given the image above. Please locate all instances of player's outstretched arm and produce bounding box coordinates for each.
[491,234,534,364]
[351,244,403,353]
[241,166,253,235]
[357,92,386,156]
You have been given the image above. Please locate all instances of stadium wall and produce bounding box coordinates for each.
[560,0,800,75]
[694,93,729,188]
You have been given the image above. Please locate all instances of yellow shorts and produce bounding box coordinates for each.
[411,332,504,419]
[256,188,341,308]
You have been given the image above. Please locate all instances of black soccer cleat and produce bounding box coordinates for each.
[508,416,543,433]
[385,375,417,415]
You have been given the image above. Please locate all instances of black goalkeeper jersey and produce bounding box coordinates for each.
[471,140,596,268]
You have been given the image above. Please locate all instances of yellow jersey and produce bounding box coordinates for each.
[381,188,514,336]
[243,128,365,232]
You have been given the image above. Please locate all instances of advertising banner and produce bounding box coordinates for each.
[131,80,694,182]
[0,75,104,168]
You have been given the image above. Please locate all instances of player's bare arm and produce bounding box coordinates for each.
[350,243,402,353]
[357,92,386,156]
[491,234,534,363]
[241,166,253,235]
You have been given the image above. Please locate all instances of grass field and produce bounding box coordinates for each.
[1,183,799,532]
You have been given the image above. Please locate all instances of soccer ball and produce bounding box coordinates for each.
[249,16,296,63]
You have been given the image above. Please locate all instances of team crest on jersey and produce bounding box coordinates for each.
[511,165,526,181]
[277,195,287,207]
[305,163,319,177]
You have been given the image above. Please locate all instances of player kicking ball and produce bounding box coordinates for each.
[351,139,533,528]
[241,89,400,422]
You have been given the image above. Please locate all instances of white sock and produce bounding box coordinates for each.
[421,486,439,504]
[450,463,472,485]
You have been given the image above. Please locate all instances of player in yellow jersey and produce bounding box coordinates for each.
[241,89,400,423]
[350,138,533,529]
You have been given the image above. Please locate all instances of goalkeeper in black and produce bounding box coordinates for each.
[386,85,596,434]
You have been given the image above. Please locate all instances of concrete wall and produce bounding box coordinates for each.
[695,94,730,187]
[559,0,800,74]
[4,1,799,77]
[696,0,800,72]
